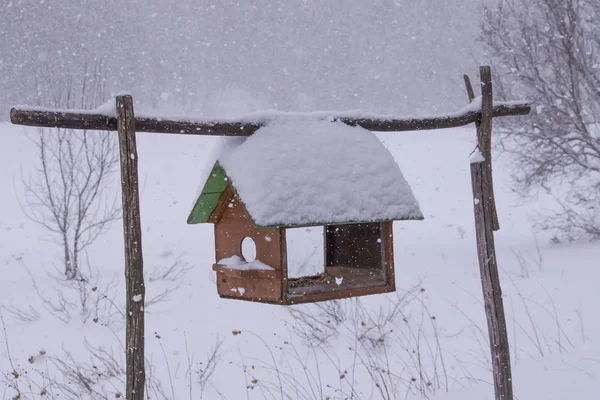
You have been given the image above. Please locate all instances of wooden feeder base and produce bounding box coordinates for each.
[285,265,394,304]
[213,264,394,305]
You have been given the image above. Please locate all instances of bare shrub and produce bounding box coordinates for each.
[288,299,349,344]
[482,0,600,240]
[151,332,224,400]
[145,252,193,310]
[1,333,195,400]
[237,287,451,400]
[14,55,123,325]
[20,57,120,280]
[49,344,125,398]
[8,260,122,326]
[148,252,192,283]
[501,262,575,359]
[2,304,41,324]
[195,338,223,396]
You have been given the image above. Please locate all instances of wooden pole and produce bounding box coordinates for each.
[116,95,146,400]
[463,74,500,231]
[467,67,513,400]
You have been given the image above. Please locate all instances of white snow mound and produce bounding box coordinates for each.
[217,255,274,271]
[219,119,423,227]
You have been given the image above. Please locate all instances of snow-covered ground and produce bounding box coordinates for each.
[1,120,598,399]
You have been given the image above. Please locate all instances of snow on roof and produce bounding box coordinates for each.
[216,119,422,227]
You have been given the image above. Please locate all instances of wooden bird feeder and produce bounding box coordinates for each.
[187,120,423,304]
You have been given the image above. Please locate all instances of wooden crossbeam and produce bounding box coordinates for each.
[10,100,530,135]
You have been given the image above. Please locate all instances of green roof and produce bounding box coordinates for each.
[186,163,228,224]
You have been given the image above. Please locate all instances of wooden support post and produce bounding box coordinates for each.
[467,67,513,400]
[463,73,500,231]
[116,95,146,400]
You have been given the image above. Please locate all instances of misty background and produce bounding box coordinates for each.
[0,0,488,118]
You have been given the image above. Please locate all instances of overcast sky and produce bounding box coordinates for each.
[0,0,488,118]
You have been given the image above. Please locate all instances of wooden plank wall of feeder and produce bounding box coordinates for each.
[212,266,283,304]
[324,221,395,290]
[211,188,284,303]
[325,223,383,270]
[383,221,395,292]
[280,229,289,303]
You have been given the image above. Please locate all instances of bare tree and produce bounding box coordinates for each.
[482,0,600,240]
[285,289,450,400]
[22,58,120,279]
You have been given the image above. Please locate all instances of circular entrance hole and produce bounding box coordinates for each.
[241,237,257,262]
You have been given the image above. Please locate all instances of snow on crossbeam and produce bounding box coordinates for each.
[10,99,530,136]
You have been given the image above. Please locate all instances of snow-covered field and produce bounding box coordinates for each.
[1,120,598,399]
